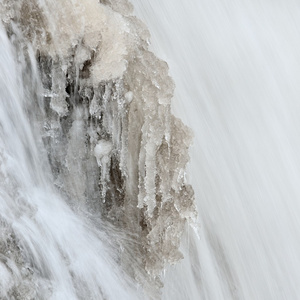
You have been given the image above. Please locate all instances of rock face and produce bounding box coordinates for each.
[0,0,197,295]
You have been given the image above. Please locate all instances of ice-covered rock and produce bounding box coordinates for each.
[0,0,196,296]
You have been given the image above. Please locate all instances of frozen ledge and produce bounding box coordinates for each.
[0,0,197,294]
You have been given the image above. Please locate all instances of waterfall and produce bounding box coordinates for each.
[0,22,142,300]
[133,1,300,299]
[2,0,300,299]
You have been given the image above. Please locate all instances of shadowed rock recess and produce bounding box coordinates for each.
[0,0,197,295]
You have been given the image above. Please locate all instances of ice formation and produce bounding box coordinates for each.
[0,0,196,298]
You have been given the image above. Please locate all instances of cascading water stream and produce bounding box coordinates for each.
[6,0,300,299]
[132,1,300,299]
[0,25,140,300]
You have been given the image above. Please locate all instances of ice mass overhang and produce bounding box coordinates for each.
[0,0,197,296]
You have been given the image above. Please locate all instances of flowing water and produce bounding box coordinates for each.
[0,23,141,300]
[132,1,300,299]
[1,0,300,299]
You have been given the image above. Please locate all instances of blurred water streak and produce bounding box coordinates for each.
[132,1,300,299]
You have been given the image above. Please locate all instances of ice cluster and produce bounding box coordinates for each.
[0,0,196,294]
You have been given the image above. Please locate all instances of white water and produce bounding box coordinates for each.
[0,26,140,300]
[2,0,300,299]
[132,1,300,299]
